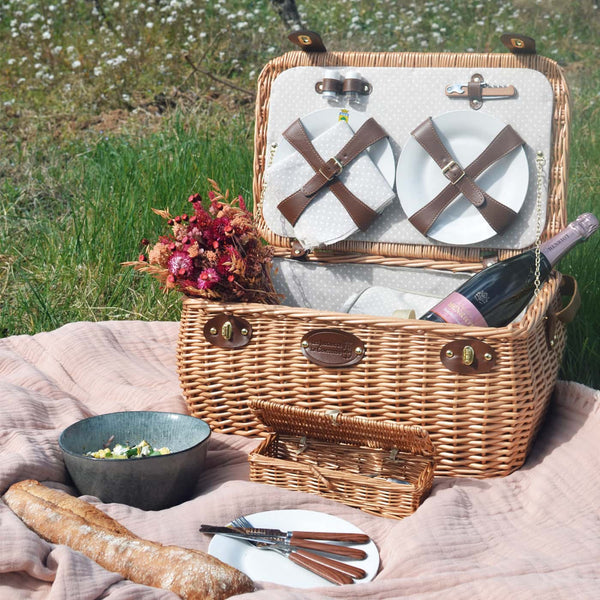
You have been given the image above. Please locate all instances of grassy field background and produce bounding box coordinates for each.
[1,0,599,387]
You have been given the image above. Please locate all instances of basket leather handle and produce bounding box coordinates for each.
[555,274,580,324]
[544,275,579,351]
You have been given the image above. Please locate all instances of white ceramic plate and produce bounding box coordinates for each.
[207,509,380,588]
[396,110,528,245]
[272,107,396,189]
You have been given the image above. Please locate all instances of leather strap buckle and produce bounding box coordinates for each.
[441,160,465,184]
[319,156,343,181]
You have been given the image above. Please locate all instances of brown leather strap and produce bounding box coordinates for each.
[556,274,580,324]
[468,73,484,109]
[319,78,343,94]
[277,118,388,230]
[342,78,366,94]
[408,117,524,236]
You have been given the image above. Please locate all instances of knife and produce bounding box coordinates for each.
[233,538,358,585]
[244,539,366,581]
[231,526,370,544]
[199,525,368,559]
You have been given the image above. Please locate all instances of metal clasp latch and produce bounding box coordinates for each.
[203,314,252,349]
[462,345,475,366]
[221,321,233,341]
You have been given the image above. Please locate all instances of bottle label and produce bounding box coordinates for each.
[430,292,488,327]
[540,227,581,266]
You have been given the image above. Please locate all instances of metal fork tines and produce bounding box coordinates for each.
[230,517,366,584]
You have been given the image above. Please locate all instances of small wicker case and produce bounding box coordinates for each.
[248,399,436,519]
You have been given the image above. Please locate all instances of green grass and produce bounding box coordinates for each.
[1,0,599,387]
[1,116,254,334]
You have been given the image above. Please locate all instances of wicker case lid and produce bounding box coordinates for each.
[252,50,570,268]
[250,398,435,459]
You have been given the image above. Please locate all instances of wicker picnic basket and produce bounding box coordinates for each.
[248,399,435,519]
[177,40,579,478]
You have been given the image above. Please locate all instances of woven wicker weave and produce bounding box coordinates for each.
[177,50,571,478]
[248,399,435,519]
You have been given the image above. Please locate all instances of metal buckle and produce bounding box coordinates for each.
[441,160,465,184]
[318,157,343,181]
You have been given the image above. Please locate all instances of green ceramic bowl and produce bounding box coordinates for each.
[59,411,211,510]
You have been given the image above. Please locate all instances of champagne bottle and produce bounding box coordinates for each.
[420,213,599,327]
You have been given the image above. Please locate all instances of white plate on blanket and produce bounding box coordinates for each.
[396,110,528,245]
[272,107,396,188]
[207,509,380,588]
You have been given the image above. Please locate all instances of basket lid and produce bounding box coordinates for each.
[252,50,569,269]
[249,398,435,459]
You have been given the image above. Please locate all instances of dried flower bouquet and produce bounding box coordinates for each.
[125,179,279,304]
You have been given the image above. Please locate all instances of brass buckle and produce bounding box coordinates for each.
[319,157,343,181]
[441,160,465,184]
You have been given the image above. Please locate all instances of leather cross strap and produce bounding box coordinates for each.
[408,117,525,237]
[277,117,389,230]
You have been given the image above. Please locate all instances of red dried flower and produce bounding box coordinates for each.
[197,268,220,289]
[194,206,212,228]
[216,246,241,275]
[167,251,193,276]
[207,217,231,244]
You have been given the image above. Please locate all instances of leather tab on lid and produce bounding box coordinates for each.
[500,33,536,54]
[290,240,309,260]
[288,29,326,52]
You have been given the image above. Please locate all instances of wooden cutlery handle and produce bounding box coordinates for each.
[292,531,370,544]
[295,550,367,580]
[289,552,354,585]
[290,538,367,559]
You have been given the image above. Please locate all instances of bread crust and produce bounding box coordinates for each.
[3,479,254,600]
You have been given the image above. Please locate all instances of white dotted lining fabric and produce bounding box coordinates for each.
[271,257,471,317]
[263,66,554,251]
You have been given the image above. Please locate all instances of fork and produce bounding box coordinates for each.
[231,515,367,559]
[230,517,365,584]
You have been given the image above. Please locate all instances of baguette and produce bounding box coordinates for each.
[3,480,254,600]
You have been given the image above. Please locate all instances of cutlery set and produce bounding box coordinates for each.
[200,516,371,585]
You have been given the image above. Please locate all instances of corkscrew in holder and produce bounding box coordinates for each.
[445,73,516,109]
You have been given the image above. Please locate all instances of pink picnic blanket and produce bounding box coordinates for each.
[0,320,598,599]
